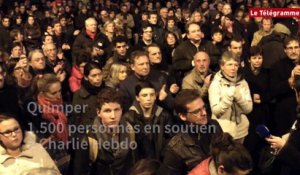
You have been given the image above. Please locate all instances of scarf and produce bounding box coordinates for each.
[86,29,96,40]
[82,79,102,95]
[37,93,68,144]
[221,71,243,124]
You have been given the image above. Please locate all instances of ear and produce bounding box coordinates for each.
[96,108,101,118]
[84,76,88,80]
[179,113,187,121]
[130,64,135,71]
[217,165,225,175]
[135,95,140,102]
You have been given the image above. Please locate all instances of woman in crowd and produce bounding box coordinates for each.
[102,20,116,43]
[69,53,89,93]
[124,81,174,160]
[243,46,271,172]
[0,114,59,175]
[162,31,179,65]
[189,133,253,175]
[105,63,128,90]
[23,15,42,51]
[209,51,252,143]
[72,62,104,127]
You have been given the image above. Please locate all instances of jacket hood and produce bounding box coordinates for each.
[71,65,83,79]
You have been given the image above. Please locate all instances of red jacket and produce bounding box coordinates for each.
[69,65,83,93]
[188,157,211,175]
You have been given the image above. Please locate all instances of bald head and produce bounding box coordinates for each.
[194,51,210,74]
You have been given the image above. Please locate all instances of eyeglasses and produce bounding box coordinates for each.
[0,127,21,137]
[187,106,206,116]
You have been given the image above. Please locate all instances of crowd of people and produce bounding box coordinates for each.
[1,0,300,175]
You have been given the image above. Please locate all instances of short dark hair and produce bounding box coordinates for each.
[75,52,90,66]
[135,81,155,96]
[211,133,253,173]
[283,36,300,49]
[249,46,262,57]
[112,36,128,47]
[130,51,148,65]
[83,62,101,77]
[229,36,243,47]
[97,88,122,110]
[175,89,202,114]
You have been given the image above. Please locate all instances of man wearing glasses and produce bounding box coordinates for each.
[160,89,222,175]
[271,37,300,136]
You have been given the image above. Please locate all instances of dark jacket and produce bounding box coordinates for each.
[172,40,208,80]
[270,57,297,135]
[72,118,136,175]
[159,120,222,175]
[23,23,42,51]
[258,32,287,69]
[72,29,109,60]
[124,102,174,160]
[119,70,173,111]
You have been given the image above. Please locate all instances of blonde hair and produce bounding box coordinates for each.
[219,51,240,66]
[190,10,205,23]
[106,63,127,87]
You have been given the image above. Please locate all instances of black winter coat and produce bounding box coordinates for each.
[124,102,174,160]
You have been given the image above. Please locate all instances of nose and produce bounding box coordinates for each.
[110,111,116,120]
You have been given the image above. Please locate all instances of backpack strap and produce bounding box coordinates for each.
[88,137,98,163]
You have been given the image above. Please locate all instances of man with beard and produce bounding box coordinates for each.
[172,22,208,83]
[270,37,300,135]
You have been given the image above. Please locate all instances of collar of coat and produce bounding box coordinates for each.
[0,132,37,164]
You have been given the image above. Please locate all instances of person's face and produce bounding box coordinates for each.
[212,32,223,43]
[118,66,127,81]
[236,11,243,21]
[54,23,62,34]
[11,46,22,57]
[217,3,223,12]
[28,17,34,25]
[262,19,272,32]
[136,88,156,110]
[115,42,128,56]
[148,47,162,64]
[167,33,176,45]
[44,35,53,44]
[101,11,109,19]
[105,23,115,33]
[30,52,46,70]
[194,53,210,74]
[222,4,232,15]
[168,10,174,17]
[0,119,23,151]
[87,68,103,87]
[262,0,269,7]
[224,17,233,27]
[86,20,97,33]
[142,27,153,41]
[142,14,148,21]
[167,19,175,28]
[221,59,239,78]
[131,56,150,76]
[2,18,10,28]
[160,9,168,19]
[79,62,86,74]
[20,5,26,13]
[193,12,202,23]
[43,82,62,99]
[249,54,263,69]
[97,102,122,128]
[180,98,208,125]
[121,6,128,13]
[285,40,300,61]
[60,18,67,27]
[187,24,202,43]
[148,14,158,25]
[44,44,57,61]
[228,41,243,57]
[16,17,22,24]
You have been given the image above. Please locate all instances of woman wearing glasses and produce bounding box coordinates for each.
[209,51,253,143]
[0,113,58,175]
